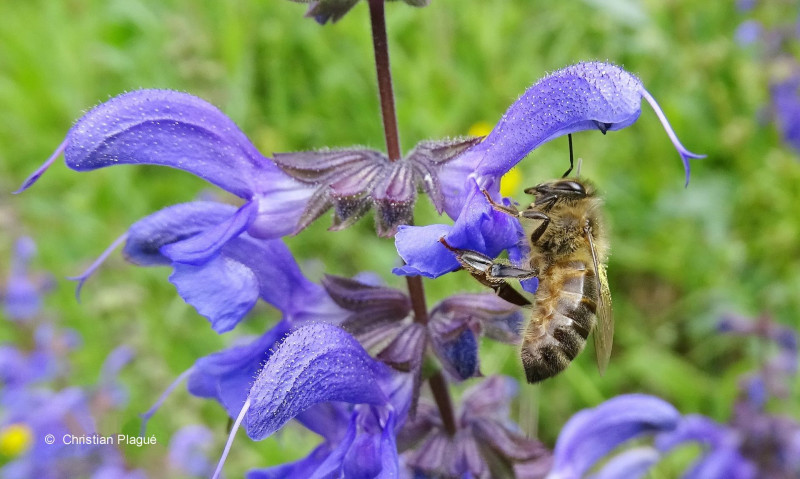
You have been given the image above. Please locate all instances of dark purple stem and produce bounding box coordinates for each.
[367,0,457,436]
[367,0,401,162]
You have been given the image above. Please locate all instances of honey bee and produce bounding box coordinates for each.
[440,176,613,383]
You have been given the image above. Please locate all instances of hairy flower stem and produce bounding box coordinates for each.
[367,0,457,436]
[367,0,401,162]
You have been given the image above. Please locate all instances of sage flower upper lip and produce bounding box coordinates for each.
[395,61,705,280]
[442,61,705,213]
[16,89,315,241]
[219,323,412,479]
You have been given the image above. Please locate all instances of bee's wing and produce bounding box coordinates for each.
[586,227,614,375]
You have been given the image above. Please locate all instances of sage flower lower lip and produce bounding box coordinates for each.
[394,178,524,279]
[76,201,346,334]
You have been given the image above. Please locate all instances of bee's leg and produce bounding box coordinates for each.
[491,282,532,307]
[480,189,522,216]
[525,211,551,243]
[561,134,574,178]
[439,238,535,307]
[476,189,552,243]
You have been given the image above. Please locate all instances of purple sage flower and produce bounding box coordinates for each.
[771,74,800,153]
[211,322,413,479]
[17,89,315,243]
[735,20,763,46]
[73,201,345,334]
[272,137,483,237]
[655,415,758,479]
[548,394,680,478]
[552,314,800,479]
[0,388,118,479]
[92,346,134,410]
[168,425,214,477]
[137,239,348,427]
[2,237,48,321]
[394,61,704,279]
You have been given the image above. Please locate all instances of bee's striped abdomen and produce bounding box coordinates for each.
[521,261,599,383]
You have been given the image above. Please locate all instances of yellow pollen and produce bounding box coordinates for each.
[500,167,522,197]
[467,121,493,139]
[0,423,33,457]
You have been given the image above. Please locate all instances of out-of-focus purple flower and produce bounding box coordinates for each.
[89,465,148,479]
[400,376,552,478]
[716,313,800,477]
[735,20,763,46]
[656,415,757,479]
[2,237,48,321]
[588,447,660,479]
[717,313,798,396]
[169,425,214,477]
[16,89,314,241]
[729,401,799,478]
[31,324,82,381]
[395,61,703,279]
[566,314,800,479]
[770,74,800,153]
[93,346,134,409]
[736,0,757,13]
[0,388,122,479]
[549,394,680,478]
[287,0,430,25]
[0,346,46,394]
[0,325,81,394]
[211,323,412,479]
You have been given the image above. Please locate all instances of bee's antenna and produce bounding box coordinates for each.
[562,134,574,178]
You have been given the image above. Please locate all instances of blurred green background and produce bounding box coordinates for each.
[1,0,799,477]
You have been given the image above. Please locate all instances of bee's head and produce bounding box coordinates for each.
[525,178,595,207]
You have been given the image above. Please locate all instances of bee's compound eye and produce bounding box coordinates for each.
[556,181,586,194]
